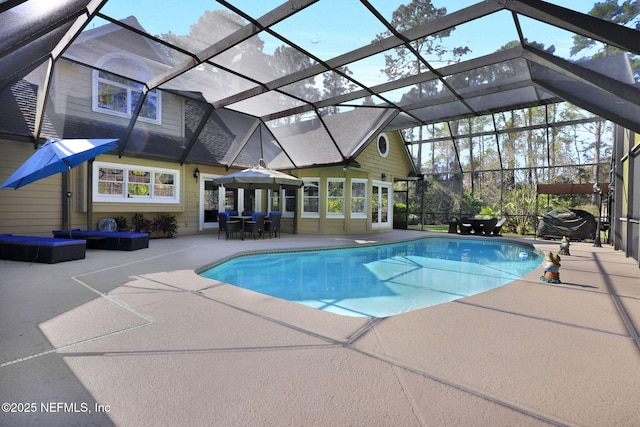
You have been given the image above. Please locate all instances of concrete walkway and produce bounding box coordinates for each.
[1,231,639,426]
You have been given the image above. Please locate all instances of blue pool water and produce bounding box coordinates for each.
[199,237,542,318]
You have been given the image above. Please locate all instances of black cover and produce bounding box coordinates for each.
[537,209,597,240]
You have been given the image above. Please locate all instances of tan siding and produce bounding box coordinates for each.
[298,218,321,234]
[1,127,412,236]
[356,132,414,181]
[291,131,413,235]
[347,220,368,234]
[0,140,63,235]
[54,61,183,137]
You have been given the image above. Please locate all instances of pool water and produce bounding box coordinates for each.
[199,237,542,318]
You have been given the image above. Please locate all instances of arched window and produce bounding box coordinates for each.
[93,56,161,124]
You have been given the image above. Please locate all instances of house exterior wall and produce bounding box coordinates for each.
[53,61,183,137]
[0,140,64,236]
[87,157,233,236]
[296,132,414,235]
[616,126,639,264]
[1,60,414,240]
[356,131,414,181]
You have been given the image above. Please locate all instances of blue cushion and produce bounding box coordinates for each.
[252,212,264,221]
[1,235,84,246]
[53,230,148,238]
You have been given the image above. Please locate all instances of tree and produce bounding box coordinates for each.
[162,10,260,56]
[273,45,320,122]
[571,0,640,84]
[160,10,268,99]
[374,0,471,176]
[321,66,357,115]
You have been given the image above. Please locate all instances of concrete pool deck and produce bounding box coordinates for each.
[1,230,639,426]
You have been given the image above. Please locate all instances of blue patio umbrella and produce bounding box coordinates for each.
[1,138,118,189]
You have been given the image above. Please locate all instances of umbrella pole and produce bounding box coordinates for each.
[62,171,68,229]
[61,171,71,235]
[87,160,94,230]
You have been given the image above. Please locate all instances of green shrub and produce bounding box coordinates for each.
[131,213,152,234]
[114,216,130,232]
[151,213,178,238]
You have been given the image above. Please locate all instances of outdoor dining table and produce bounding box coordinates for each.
[230,215,251,240]
[464,218,495,235]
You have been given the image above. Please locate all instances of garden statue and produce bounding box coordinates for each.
[540,251,562,284]
[559,236,571,256]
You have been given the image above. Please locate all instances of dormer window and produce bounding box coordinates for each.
[92,56,161,124]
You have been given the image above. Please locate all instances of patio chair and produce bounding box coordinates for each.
[491,218,507,236]
[456,217,473,235]
[218,213,241,240]
[265,212,282,238]
[481,218,498,236]
[243,213,265,239]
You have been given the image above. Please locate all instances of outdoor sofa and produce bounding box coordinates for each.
[0,234,86,263]
[52,229,149,251]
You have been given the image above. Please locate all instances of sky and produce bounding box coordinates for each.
[98,0,595,37]
[94,0,607,86]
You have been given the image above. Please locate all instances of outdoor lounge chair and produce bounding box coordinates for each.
[491,218,507,236]
[218,213,241,240]
[0,234,86,263]
[52,230,149,250]
[265,212,282,238]
[243,213,265,239]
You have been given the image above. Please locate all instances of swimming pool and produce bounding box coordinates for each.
[199,237,542,318]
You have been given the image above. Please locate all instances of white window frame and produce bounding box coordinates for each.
[93,161,180,204]
[199,174,224,231]
[268,189,280,214]
[283,187,296,218]
[377,133,390,158]
[92,55,161,124]
[326,178,345,218]
[350,178,368,219]
[301,178,320,218]
[371,180,392,229]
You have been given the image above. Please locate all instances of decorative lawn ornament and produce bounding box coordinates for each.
[559,236,571,256]
[540,251,562,284]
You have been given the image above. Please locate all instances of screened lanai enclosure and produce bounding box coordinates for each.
[1,0,639,261]
[398,102,614,236]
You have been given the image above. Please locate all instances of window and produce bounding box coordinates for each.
[203,179,220,223]
[377,133,389,157]
[93,56,161,124]
[284,188,296,218]
[243,189,256,212]
[94,162,179,203]
[327,178,345,218]
[351,179,367,218]
[268,188,296,218]
[224,189,237,212]
[268,189,281,213]
[302,179,320,218]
